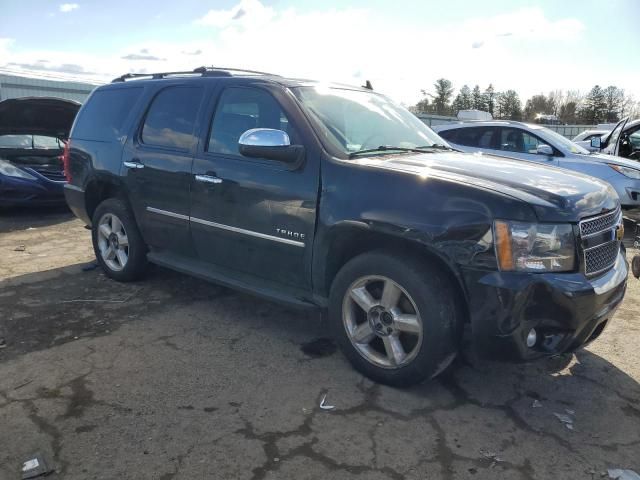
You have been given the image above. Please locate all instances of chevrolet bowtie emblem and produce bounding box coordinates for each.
[615,223,625,242]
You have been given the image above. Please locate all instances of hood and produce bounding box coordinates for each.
[0,97,81,138]
[356,151,619,222]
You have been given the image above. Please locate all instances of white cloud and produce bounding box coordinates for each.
[59,3,79,13]
[4,3,636,105]
[195,0,274,28]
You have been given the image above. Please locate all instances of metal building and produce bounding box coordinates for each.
[0,73,98,103]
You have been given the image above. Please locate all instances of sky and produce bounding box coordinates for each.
[0,0,639,106]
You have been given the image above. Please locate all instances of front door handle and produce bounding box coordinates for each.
[195,174,223,184]
[123,160,144,169]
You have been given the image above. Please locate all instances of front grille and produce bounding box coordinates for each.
[32,168,66,182]
[579,208,622,277]
[584,240,620,276]
[580,207,620,236]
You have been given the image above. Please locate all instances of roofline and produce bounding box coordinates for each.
[112,66,282,83]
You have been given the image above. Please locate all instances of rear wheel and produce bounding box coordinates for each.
[92,198,148,282]
[329,250,462,387]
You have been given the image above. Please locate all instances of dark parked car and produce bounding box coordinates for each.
[0,97,80,206]
[64,67,628,386]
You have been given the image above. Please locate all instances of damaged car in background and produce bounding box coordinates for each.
[0,97,80,207]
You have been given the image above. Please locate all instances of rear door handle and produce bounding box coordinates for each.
[123,160,144,169]
[195,174,223,184]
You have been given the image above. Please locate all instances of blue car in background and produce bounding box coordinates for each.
[0,97,80,207]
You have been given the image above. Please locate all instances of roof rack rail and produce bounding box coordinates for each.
[194,66,281,77]
[112,66,280,83]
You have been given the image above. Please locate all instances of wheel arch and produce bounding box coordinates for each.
[318,223,470,323]
[84,174,131,223]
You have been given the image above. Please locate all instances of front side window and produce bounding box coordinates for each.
[141,86,203,150]
[208,87,295,156]
[499,128,547,154]
[291,86,446,158]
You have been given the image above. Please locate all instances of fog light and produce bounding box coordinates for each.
[526,328,537,348]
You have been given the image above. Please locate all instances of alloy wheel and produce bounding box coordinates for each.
[97,213,129,272]
[342,275,423,369]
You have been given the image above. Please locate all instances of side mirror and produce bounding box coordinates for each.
[238,128,304,165]
[590,136,602,149]
[536,144,553,156]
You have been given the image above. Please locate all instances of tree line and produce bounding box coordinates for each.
[412,79,640,125]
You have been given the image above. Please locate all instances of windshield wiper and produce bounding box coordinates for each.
[426,143,456,151]
[349,145,437,158]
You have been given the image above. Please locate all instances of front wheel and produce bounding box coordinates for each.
[92,198,148,282]
[329,250,462,387]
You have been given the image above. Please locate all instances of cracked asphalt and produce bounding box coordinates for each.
[0,207,639,480]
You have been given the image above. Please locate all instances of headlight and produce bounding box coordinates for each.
[0,159,37,180]
[608,164,640,179]
[494,220,576,272]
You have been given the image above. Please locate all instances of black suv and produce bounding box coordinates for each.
[64,67,628,386]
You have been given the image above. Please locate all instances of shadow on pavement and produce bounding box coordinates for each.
[0,204,72,233]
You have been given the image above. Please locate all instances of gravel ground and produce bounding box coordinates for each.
[0,207,638,480]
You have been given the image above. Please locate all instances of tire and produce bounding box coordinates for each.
[328,250,462,387]
[91,197,148,282]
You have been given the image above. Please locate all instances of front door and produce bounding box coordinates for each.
[122,84,204,255]
[189,85,319,288]
[494,127,559,166]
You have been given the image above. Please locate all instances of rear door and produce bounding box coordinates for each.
[122,84,204,255]
[189,83,319,289]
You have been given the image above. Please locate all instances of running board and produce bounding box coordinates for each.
[147,250,323,310]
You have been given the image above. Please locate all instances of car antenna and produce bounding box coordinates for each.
[363,80,373,90]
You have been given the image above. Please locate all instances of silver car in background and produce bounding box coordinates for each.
[433,120,640,209]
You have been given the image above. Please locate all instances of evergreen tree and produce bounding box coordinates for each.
[579,85,607,124]
[483,84,496,116]
[471,85,485,110]
[429,79,454,115]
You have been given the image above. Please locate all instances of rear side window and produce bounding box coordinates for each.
[451,127,496,148]
[141,86,203,150]
[438,129,458,143]
[208,87,296,155]
[73,87,142,142]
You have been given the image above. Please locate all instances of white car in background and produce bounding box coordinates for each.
[432,120,640,209]
[572,129,610,152]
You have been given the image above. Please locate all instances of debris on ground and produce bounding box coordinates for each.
[81,261,99,272]
[554,412,575,430]
[532,399,542,408]
[608,469,640,480]
[319,393,335,410]
[0,338,6,349]
[21,453,53,479]
[479,449,503,463]
[14,245,26,252]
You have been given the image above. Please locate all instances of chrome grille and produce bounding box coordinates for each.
[579,207,620,237]
[584,240,620,276]
[579,208,622,277]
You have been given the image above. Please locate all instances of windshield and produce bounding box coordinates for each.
[537,127,590,155]
[292,86,447,157]
[0,134,62,149]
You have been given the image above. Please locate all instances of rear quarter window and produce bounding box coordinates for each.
[72,87,143,142]
[438,129,458,143]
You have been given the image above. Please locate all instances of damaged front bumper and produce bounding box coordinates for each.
[462,249,628,361]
